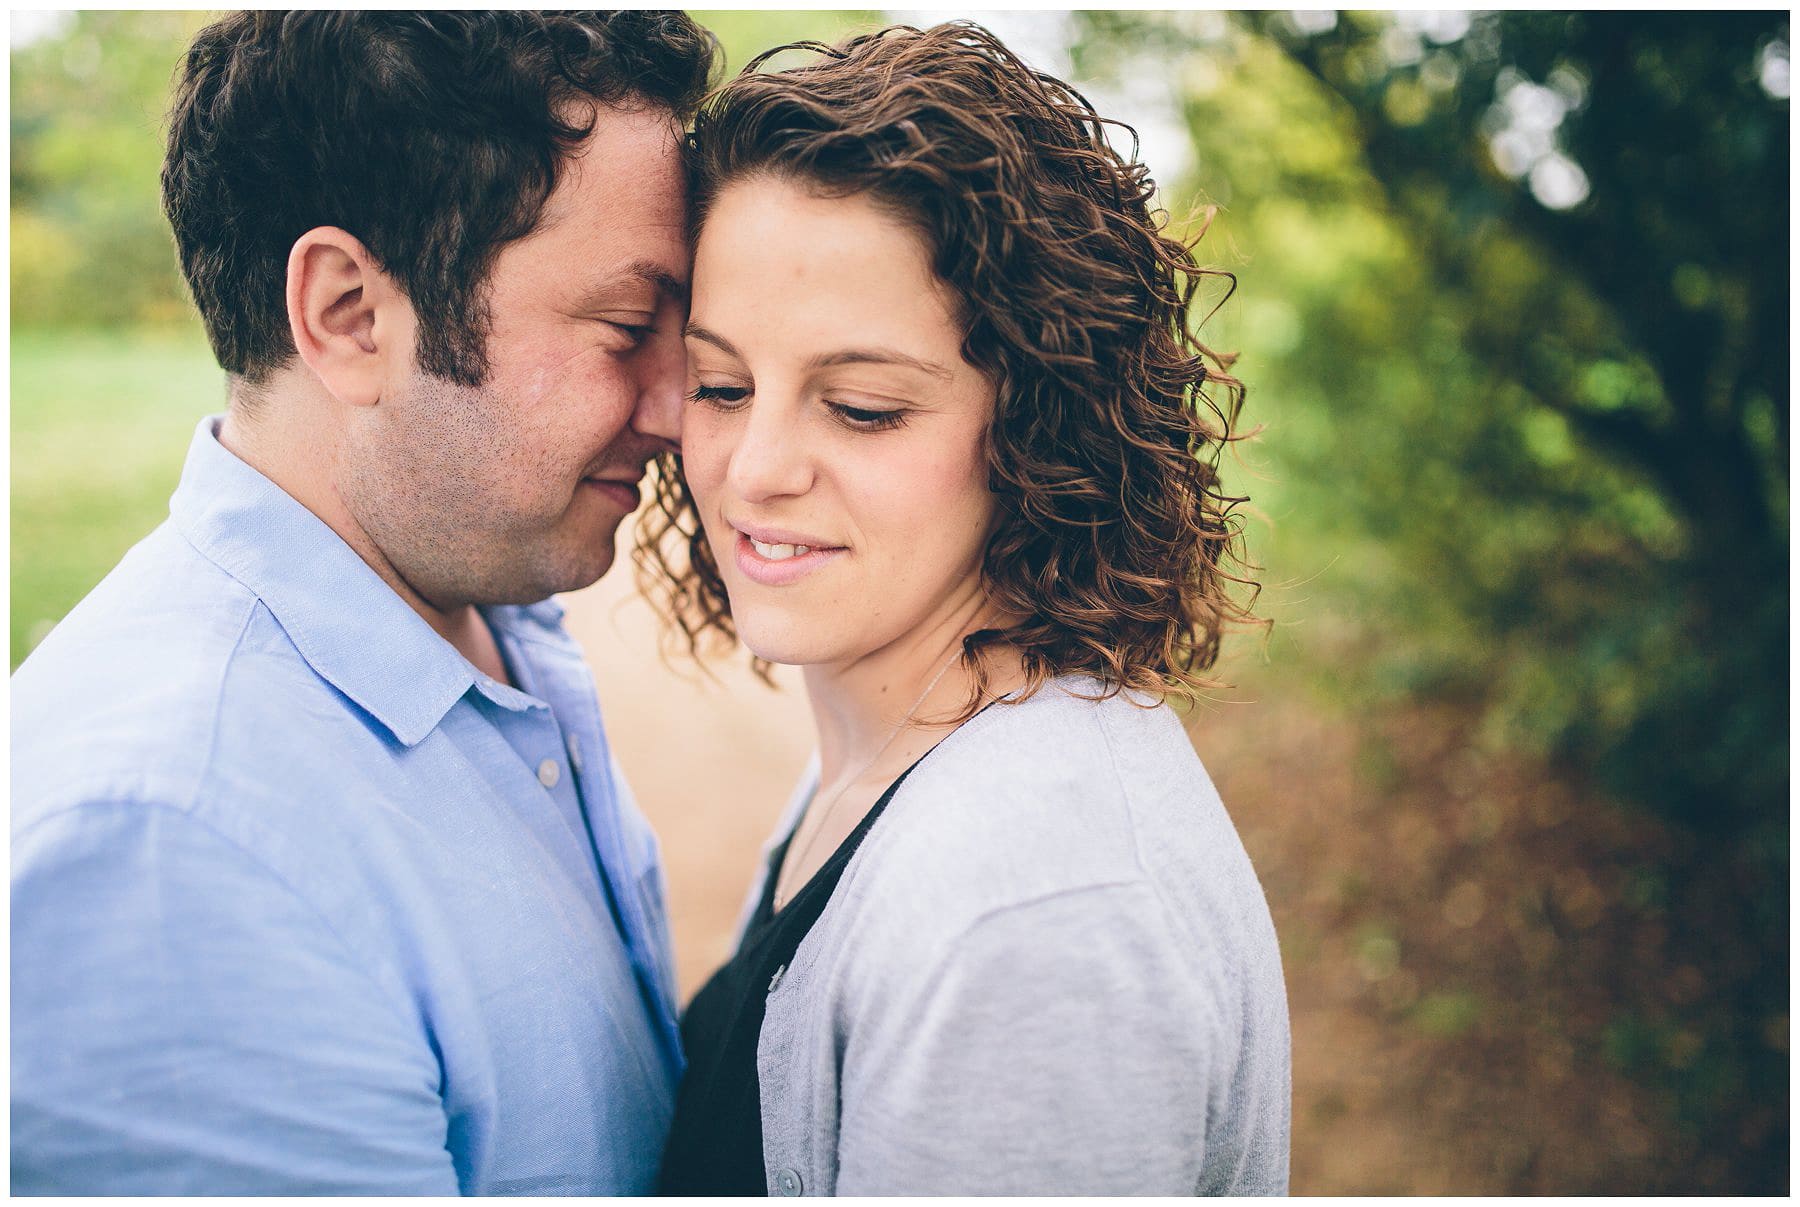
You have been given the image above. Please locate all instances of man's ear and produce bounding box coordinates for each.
[285,227,413,408]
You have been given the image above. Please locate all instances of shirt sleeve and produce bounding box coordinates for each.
[11,801,462,1195]
[834,882,1225,1195]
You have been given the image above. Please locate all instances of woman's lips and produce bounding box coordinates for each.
[732,529,846,586]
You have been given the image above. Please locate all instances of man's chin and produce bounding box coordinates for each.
[538,545,619,600]
[471,541,617,608]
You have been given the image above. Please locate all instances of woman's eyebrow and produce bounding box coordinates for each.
[684,326,953,381]
[684,323,742,358]
[809,347,952,379]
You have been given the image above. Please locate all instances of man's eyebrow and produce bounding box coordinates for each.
[682,326,952,381]
[615,260,690,307]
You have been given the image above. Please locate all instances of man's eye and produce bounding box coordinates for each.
[688,384,750,409]
[609,322,654,344]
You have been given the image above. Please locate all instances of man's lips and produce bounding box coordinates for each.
[581,473,642,511]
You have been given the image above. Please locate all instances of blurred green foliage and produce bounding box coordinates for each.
[1072,10,1788,841]
[1414,990,1484,1039]
[11,11,213,325]
[1261,11,1787,844]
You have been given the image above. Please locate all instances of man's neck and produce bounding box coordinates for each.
[218,400,512,686]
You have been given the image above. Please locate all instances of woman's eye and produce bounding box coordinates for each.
[829,402,909,432]
[688,384,751,409]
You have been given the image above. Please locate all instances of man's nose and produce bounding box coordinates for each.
[630,322,686,448]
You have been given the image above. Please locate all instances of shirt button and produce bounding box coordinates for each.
[774,1168,804,1196]
[566,734,584,773]
[537,758,560,789]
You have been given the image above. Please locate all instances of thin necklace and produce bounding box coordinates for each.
[772,649,962,912]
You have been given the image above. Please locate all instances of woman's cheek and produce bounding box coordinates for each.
[680,415,730,506]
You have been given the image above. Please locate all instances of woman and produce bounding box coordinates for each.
[643,22,1289,1195]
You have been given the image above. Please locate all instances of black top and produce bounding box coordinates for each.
[656,760,923,1196]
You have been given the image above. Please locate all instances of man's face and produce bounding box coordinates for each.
[343,103,688,609]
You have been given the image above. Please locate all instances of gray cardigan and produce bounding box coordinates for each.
[739,677,1291,1196]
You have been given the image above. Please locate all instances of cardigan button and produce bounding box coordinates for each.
[775,1167,804,1196]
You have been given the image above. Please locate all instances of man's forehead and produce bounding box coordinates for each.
[523,110,692,299]
[548,103,685,201]
[537,157,684,232]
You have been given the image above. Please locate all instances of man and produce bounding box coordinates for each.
[12,12,715,1194]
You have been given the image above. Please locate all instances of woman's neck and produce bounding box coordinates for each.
[801,588,1025,788]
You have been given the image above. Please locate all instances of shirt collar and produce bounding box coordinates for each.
[169,415,491,747]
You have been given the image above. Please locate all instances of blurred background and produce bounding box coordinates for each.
[10,9,1789,1194]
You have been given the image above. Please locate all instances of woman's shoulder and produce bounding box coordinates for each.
[904,672,1227,835]
[925,670,1197,775]
[837,674,1262,948]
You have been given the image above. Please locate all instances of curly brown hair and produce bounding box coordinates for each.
[636,20,1260,717]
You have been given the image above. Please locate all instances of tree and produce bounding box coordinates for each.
[1263,10,1787,835]
[1075,11,1787,835]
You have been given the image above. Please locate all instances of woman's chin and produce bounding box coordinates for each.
[734,617,857,669]
[738,635,827,669]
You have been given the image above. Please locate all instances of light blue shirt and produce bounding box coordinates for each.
[11,417,682,1194]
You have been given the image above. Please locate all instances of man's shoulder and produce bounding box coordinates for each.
[12,523,361,831]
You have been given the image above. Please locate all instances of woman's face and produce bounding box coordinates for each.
[681,175,998,669]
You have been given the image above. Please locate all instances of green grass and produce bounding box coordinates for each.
[11,325,225,667]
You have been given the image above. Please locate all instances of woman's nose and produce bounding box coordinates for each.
[725,399,814,503]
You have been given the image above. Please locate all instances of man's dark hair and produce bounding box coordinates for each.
[162,10,716,387]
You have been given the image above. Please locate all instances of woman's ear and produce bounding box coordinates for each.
[285,226,414,408]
